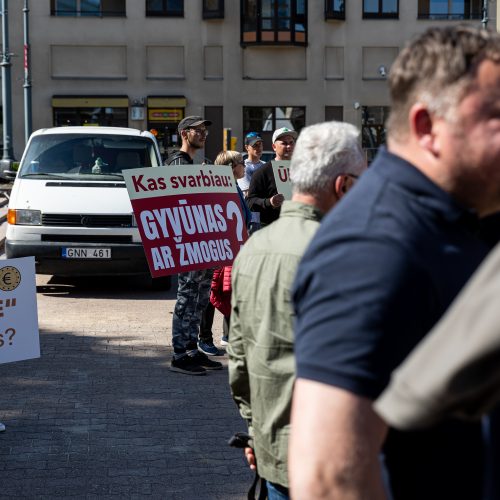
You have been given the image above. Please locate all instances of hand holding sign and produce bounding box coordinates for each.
[270,193,285,208]
[272,161,292,201]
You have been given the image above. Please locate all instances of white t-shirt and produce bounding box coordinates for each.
[238,158,266,223]
[238,159,266,192]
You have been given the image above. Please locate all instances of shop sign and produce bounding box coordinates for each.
[148,108,184,122]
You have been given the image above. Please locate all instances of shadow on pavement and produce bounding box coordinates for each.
[36,274,178,301]
[0,327,252,499]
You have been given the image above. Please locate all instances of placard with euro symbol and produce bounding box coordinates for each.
[123,165,248,277]
[0,257,40,365]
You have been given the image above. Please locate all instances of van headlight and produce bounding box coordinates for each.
[8,209,42,225]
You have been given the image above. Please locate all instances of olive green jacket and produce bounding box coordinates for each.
[228,201,323,488]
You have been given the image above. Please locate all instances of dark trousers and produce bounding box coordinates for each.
[223,315,230,337]
[200,302,230,343]
[199,301,215,343]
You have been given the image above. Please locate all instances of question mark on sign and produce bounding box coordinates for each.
[226,201,244,242]
[6,328,15,345]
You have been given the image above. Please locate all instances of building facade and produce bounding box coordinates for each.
[1,0,498,163]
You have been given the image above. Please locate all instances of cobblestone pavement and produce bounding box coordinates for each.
[0,275,253,499]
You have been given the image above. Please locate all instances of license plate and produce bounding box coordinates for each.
[62,247,111,259]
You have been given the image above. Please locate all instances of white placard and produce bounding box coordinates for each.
[0,257,40,364]
[272,161,293,200]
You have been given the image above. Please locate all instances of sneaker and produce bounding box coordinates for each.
[198,340,221,356]
[170,355,207,375]
[191,351,223,370]
[0,422,5,432]
[220,335,229,347]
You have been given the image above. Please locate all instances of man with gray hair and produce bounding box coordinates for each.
[290,25,500,499]
[228,121,366,499]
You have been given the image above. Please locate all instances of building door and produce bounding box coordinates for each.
[204,106,223,163]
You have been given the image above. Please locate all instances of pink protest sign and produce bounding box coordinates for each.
[124,165,248,277]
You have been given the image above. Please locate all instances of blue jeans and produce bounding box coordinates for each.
[266,481,289,500]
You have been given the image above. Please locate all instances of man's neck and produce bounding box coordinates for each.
[387,138,488,214]
[247,155,260,164]
[180,144,197,160]
[291,193,328,215]
[388,138,453,194]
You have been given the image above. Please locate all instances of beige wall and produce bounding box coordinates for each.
[3,0,498,159]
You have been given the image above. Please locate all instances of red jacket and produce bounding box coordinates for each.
[210,266,232,317]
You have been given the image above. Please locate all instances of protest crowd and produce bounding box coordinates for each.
[3,24,500,500]
[161,24,500,500]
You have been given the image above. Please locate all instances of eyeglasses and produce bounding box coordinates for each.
[188,128,209,136]
[345,173,359,180]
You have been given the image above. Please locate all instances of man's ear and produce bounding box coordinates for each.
[334,175,347,199]
[409,104,438,154]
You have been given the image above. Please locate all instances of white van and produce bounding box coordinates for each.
[6,126,168,287]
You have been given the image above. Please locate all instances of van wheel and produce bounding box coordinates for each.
[150,276,172,291]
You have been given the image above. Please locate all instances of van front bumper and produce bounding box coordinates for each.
[5,240,151,277]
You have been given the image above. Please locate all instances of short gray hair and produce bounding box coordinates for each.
[290,121,365,195]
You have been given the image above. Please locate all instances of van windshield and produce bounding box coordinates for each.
[19,133,160,180]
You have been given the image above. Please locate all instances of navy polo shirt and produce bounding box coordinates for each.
[292,148,490,500]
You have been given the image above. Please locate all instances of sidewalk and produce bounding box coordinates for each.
[0,275,253,499]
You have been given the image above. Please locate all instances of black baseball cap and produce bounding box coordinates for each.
[177,116,212,133]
